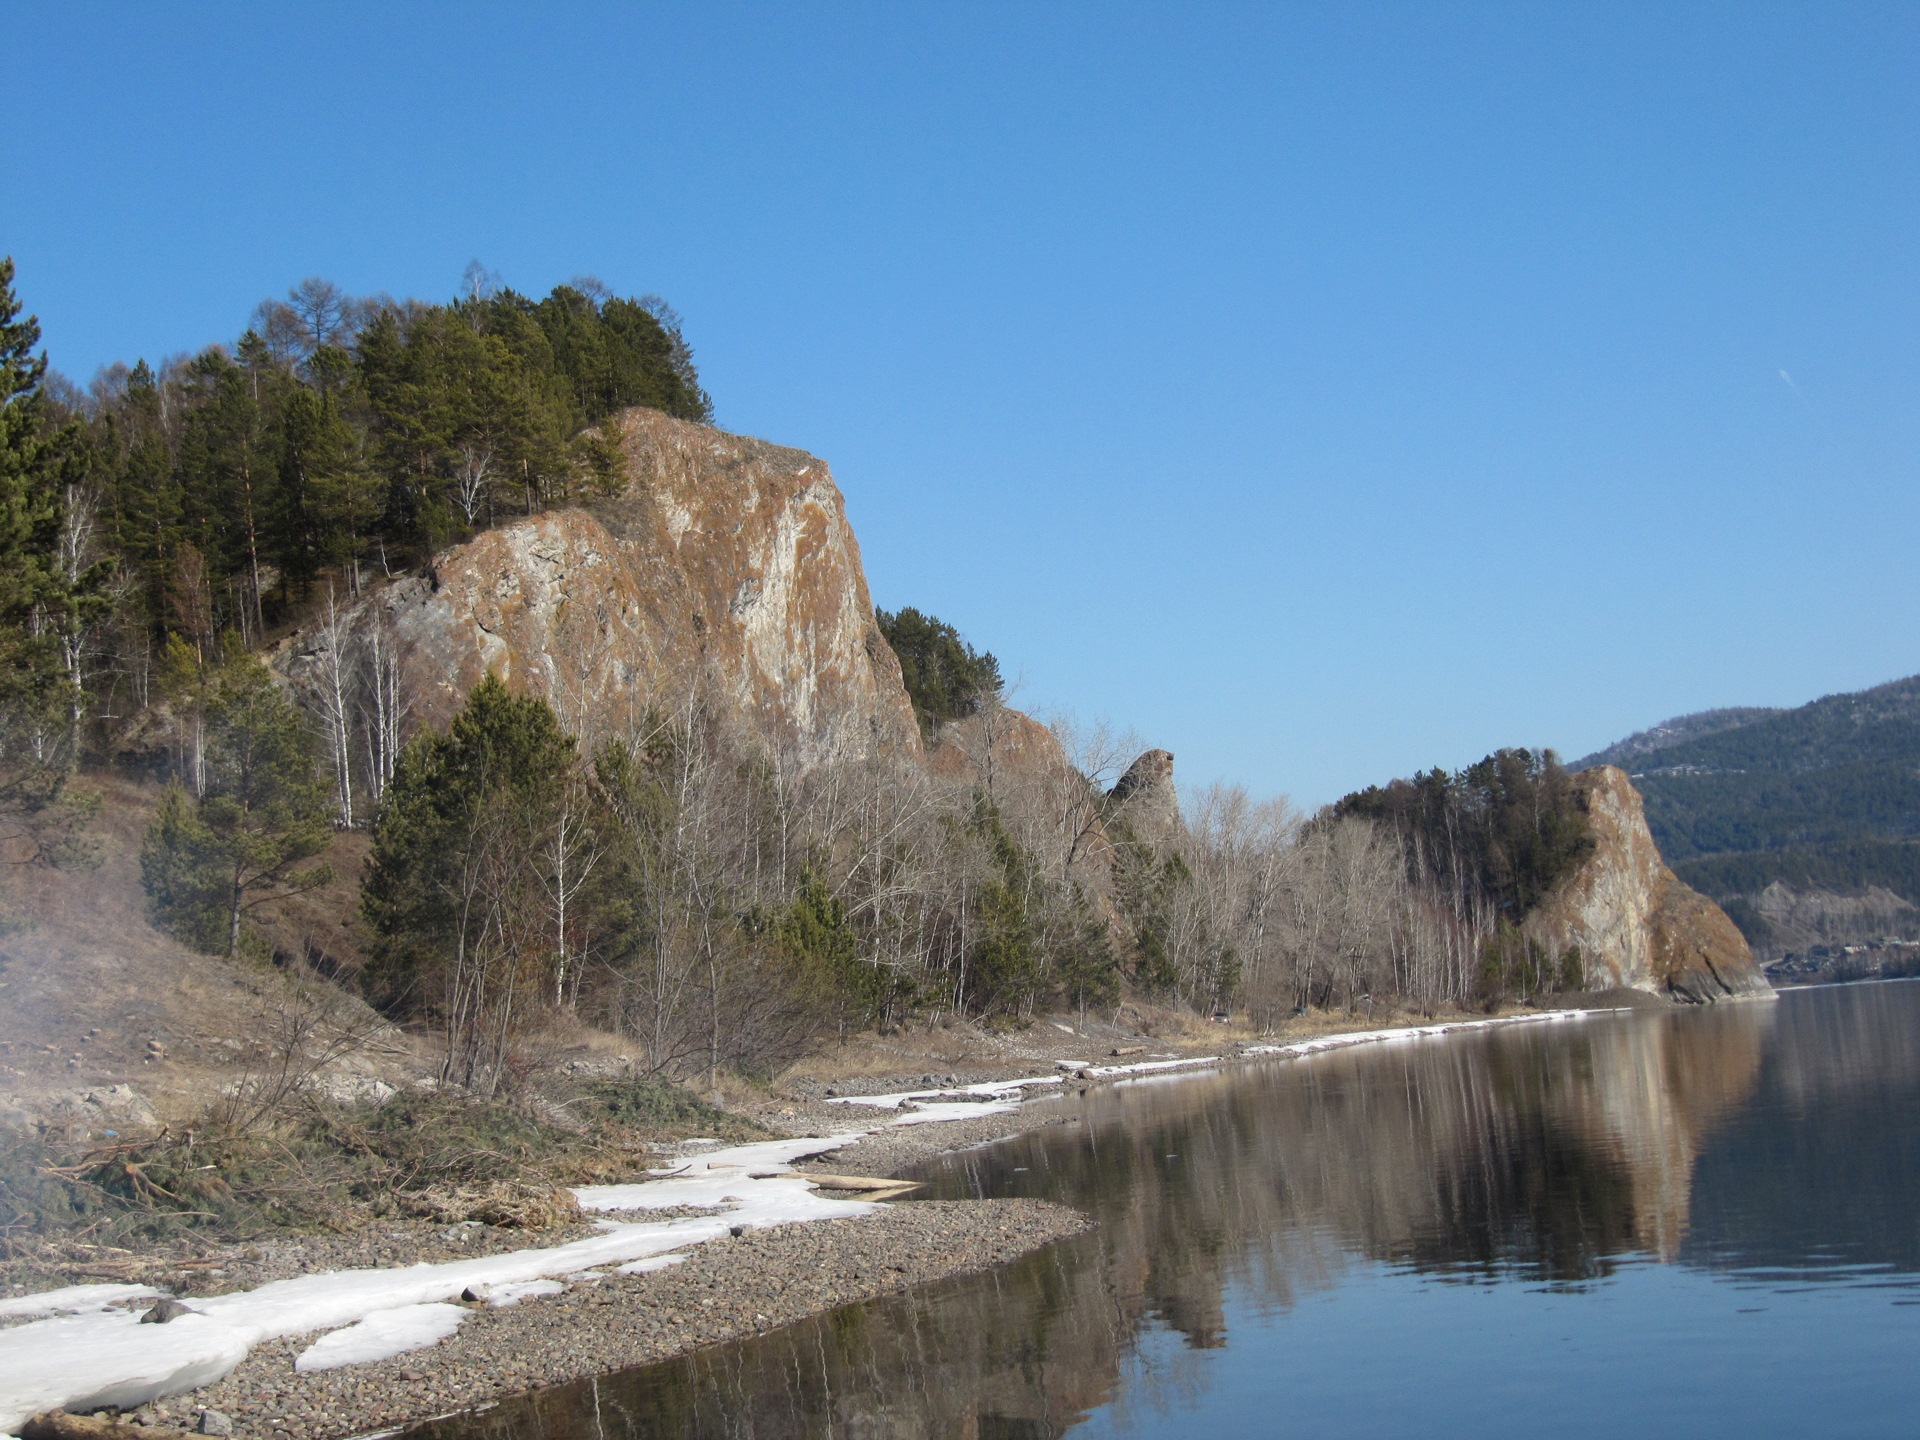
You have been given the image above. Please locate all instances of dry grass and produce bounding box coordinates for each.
[0,777,428,1128]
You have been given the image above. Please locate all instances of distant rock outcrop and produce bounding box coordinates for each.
[1527,766,1772,1002]
[1106,749,1182,844]
[287,409,921,768]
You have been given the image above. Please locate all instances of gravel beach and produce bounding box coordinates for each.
[124,1199,1087,1440]
[25,1008,1579,1438]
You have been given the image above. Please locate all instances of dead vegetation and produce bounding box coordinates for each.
[1,1071,766,1257]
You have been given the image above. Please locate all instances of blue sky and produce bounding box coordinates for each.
[9,3,1916,805]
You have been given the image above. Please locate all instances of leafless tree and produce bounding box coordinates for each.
[358,607,406,805]
[311,585,356,828]
[288,277,349,348]
[454,440,493,526]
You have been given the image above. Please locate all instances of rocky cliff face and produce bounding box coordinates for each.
[294,409,920,767]
[1106,749,1182,845]
[1527,766,1772,1003]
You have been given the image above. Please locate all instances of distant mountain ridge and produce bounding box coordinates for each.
[1576,707,1782,772]
[1573,674,1920,959]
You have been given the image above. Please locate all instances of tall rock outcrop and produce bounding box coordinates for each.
[290,409,920,767]
[1527,766,1772,1003]
[1106,749,1183,845]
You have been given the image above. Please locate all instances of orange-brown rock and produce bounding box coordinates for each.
[288,409,920,767]
[1527,766,1772,1003]
[927,706,1075,794]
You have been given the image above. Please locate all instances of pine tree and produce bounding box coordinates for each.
[141,647,333,955]
[362,675,576,1007]
[0,256,94,813]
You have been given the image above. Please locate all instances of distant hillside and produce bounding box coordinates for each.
[1576,707,1781,771]
[1573,675,1920,957]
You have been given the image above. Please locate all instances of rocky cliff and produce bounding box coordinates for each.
[1106,749,1182,845]
[291,409,920,767]
[1527,766,1772,1003]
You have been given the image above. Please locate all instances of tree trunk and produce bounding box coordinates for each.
[228,867,244,957]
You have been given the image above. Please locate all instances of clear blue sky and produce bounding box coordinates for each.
[10,3,1916,805]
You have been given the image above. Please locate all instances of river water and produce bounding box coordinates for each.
[414,981,1920,1438]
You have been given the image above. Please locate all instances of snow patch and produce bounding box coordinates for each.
[294,1304,471,1372]
[0,1283,161,1320]
[486,1279,568,1308]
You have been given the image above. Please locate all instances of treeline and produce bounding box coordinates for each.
[128,638,1608,1083]
[349,677,1123,1090]
[1314,748,1596,1004]
[1332,748,1593,921]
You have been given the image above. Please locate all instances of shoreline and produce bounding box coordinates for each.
[4,1003,1627,1439]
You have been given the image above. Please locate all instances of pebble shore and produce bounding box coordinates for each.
[129,1199,1088,1439]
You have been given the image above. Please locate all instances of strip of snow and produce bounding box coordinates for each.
[615,1253,689,1276]
[485,1280,568,1308]
[0,1284,161,1321]
[294,1304,471,1372]
[826,1009,1613,1110]
[0,1007,1613,1433]
[0,1132,872,1433]
[889,1098,1023,1125]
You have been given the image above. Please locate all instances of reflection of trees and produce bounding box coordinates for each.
[420,1008,1781,1440]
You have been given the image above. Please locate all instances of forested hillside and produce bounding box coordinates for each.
[0,246,1763,1137]
[1574,675,1920,951]
[1574,679,1920,963]
[50,267,708,695]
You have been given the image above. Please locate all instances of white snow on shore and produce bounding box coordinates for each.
[0,1133,873,1433]
[826,1008,1604,1113]
[294,1303,470,1373]
[0,1007,1604,1433]
[0,1284,162,1321]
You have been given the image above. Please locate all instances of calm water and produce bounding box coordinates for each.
[415,982,1920,1438]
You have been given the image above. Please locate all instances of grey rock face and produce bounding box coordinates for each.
[1107,749,1182,844]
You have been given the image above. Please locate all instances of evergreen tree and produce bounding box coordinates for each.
[777,870,888,1028]
[0,257,95,812]
[361,675,576,1007]
[875,607,1003,736]
[140,647,333,955]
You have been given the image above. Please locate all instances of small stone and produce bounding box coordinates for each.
[199,1409,236,1436]
[729,1225,745,1237]
[140,1297,194,1324]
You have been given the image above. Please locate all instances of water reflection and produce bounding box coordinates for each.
[413,985,1920,1440]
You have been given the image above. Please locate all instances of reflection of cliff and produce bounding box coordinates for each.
[426,1011,1783,1440]
[1562,1004,1770,1258]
